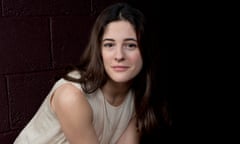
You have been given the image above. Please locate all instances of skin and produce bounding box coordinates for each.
[101,20,143,85]
[101,20,143,106]
[51,20,142,144]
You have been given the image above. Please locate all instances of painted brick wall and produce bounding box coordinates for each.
[0,0,133,143]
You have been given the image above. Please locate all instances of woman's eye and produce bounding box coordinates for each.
[103,43,114,48]
[126,43,137,49]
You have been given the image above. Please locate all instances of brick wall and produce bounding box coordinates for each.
[0,0,136,143]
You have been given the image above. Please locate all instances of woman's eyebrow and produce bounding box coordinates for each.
[102,38,137,41]
[124,38,137,42]
[102,38,114,42]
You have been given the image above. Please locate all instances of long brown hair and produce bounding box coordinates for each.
[64,2,167,133]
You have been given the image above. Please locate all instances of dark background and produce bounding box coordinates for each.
[0,0,170,143]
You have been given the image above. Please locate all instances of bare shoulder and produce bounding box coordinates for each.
[51,83,92,119]
[50,83,98,143]
[53,83,84,103]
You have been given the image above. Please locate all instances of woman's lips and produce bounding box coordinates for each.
[111,66,129,72]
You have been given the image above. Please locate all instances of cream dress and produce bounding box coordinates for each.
[13,71,134,144]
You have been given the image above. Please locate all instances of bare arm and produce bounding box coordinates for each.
[51,83,99,144]
[116,117,140,144]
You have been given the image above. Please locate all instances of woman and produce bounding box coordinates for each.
[14,2,163,144]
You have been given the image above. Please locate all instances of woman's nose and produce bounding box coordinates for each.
[114,48,125,62]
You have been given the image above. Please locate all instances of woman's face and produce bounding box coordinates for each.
[101,20,143,83]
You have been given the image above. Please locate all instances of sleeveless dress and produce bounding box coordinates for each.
[13,71,135,144]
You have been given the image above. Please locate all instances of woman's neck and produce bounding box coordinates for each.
[101,80,131,106]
